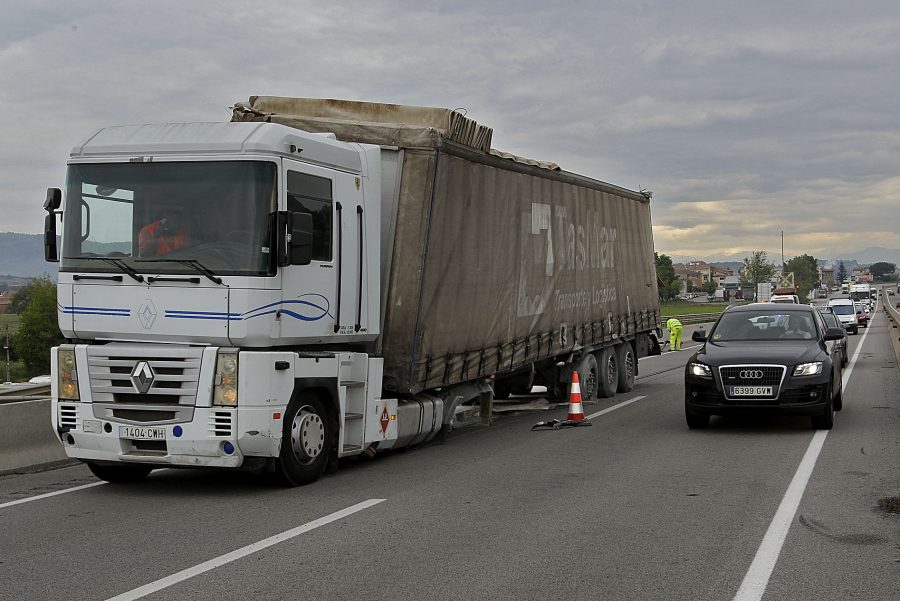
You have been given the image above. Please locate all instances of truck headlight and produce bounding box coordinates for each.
[689,362,713,378]
[213,349,238,406]
[793,362,823,377]
[57,346,80,400]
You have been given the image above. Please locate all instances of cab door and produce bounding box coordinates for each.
[279,160,364,342]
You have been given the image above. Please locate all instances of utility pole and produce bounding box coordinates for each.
[781,230,785,274]
[3,325,10,384]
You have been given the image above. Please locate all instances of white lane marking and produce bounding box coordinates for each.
[105,498,386,601]
[732,314,874,601]
[585,396,646,420]
[0,482,106,510]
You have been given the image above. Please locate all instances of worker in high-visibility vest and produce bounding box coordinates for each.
[666,317,683,351]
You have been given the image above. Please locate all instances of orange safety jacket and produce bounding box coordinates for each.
[138,220,189,256]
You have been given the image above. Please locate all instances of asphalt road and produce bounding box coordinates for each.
[1,307,898,601]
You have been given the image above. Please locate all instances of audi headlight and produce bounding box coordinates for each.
[213,349,239,406]
[689,362,713,378]
[793,362,823,377]
[57,346,80,400]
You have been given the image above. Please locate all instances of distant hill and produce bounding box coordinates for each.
[843,246,900,266]
[0,233,56,279]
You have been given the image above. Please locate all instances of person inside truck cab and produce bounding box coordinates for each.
[138,209,191,257]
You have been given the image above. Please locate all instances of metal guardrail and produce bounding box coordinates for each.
[669,312,722,326]
[882,288,900,369]
[0,383,51,404]
[884,288,900,322]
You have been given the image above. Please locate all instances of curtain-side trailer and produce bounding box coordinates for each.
[44,97,661,485]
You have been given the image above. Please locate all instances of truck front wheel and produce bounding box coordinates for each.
[275,395,333,486]
[86,462,152,483]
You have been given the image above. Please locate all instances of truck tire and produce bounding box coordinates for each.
[810,382,835,430]
[596,348,618,399]
[576,353,599,404]
[86,462,152,483]
[275,395,333,486]
[615,343,636,393]
[685,411,710,429]
[492,380,512,400]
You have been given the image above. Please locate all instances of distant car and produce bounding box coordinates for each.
[854,302,868,328]
[828,298,858,334]
[818,310,849,367]
[685,303,844,430]
[770,294,800,304]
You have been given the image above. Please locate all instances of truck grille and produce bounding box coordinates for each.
[87,344,203,406]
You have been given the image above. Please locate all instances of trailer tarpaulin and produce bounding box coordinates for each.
[232,97,659,394]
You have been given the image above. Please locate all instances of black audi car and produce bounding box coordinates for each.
[684,303,845,430]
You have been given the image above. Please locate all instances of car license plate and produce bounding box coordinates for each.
[119,426,166,440]
[730,386,772,397]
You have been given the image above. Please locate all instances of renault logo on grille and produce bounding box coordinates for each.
[740,370,764,379]
[131,361,155,394]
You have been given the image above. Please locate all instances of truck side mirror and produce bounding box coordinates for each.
[692,330,707,342]
[44,188,62,262]
[277,211,313,266]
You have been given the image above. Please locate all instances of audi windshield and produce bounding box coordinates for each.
[708,309,819,342]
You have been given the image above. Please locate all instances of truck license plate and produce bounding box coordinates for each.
[119,426,166,440]
[730,386,772,397]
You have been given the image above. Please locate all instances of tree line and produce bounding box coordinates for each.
[4,277,64,377]
[655,251,898,302]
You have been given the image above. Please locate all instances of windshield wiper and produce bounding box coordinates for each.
[70,256,145,283]
[136,258,223,285]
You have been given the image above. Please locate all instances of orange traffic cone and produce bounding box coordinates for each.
[567,372,586,421]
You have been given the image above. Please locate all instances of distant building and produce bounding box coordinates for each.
[673,261,709,290]
[851,265,871,283]
[711,266,734,286]
[0,292,12,314]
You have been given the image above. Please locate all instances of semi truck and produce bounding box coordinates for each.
[43,96,661,486]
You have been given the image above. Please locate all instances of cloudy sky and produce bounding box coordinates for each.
[2,0,899,263]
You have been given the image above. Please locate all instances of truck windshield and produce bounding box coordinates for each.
[60,161,277,277]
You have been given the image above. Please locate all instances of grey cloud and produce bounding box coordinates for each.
[1,0,899,265]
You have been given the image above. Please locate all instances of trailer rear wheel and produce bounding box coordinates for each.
[615,343,636,393]
[596,348,618,398]
[576,353,599,403]
[275,395,333,486]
